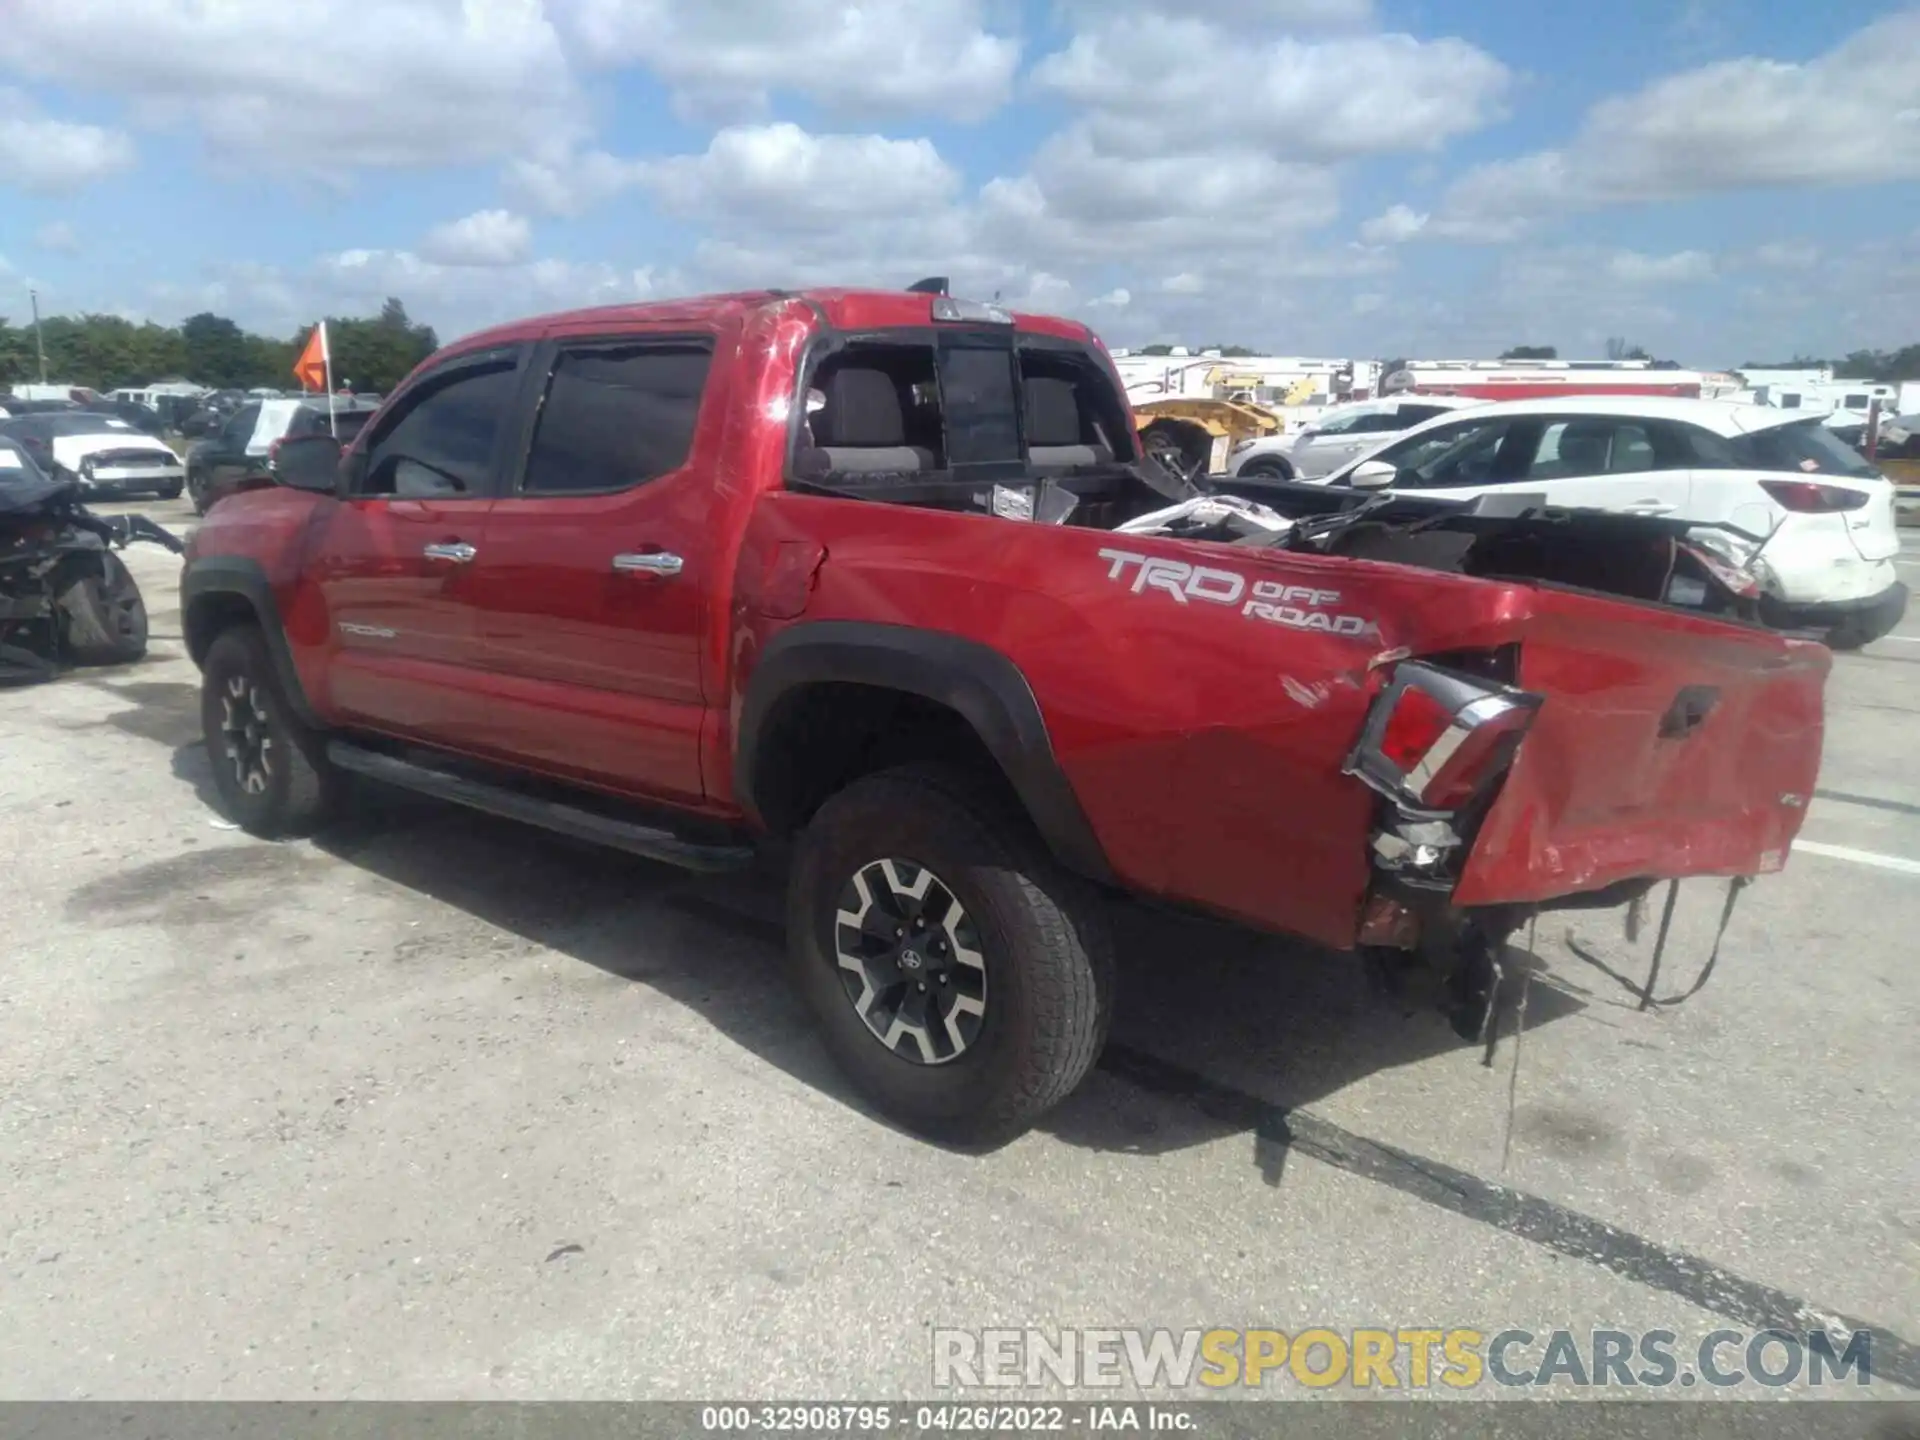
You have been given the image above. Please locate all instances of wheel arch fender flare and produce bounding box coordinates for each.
[180,555,321,727]
[736,621,1116,885]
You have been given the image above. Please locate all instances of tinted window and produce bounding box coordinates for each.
[1526,419,1664,478]
[362,358,518,496]
[1372,417,1513,487]
[1843,393,1870,410]
[1676,424,1740,467]
[937,338,1022,466]
[1778,393,1801,409]
[1732,418,1879,479]
[221,404,261,445]
[521,343,713,494]
[1347,411,1404,434]
[1397,404,1455,425]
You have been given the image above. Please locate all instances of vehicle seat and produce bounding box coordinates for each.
[1554,423,1613,477]
[807,368,935,473]
[1024,376,1112,470]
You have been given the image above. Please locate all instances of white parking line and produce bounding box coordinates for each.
[1793,840,1920,876]
[1877,635,1920,645]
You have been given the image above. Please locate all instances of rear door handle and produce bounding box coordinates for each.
[613,552,684,577]
[422,542,477,563]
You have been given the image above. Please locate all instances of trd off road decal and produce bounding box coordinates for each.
[1097,548,1382,639]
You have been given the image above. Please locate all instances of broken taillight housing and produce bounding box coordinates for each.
[1759,478,1870,513]
[1346,661,1542,812]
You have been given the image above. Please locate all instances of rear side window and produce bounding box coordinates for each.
[521,341,714,494]
[360,356,519,497]
[1732,419,1879,479]
[1397,404,1455,425]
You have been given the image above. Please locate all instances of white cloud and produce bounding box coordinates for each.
[1352,292,1387,315]
[557,0,1019,121]
[0,88,134,192]
[505,148,652,217]
[34,220,81,253]
[150,248,676,342]
[1087,288,1131,308]
[1359,204,1428,244]
[418,209,534,267]
[1161,273,1205,295]
[1749,240,1821,270]
[1606,249,1716,285]
[1430,11,1920,239]
[1033,18,1508,164]
[0,0,582,176]
[640,124,960,228]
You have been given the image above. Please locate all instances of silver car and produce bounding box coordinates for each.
[1227,396,1480,480]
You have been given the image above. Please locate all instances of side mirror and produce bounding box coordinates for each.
[1348,458,1399,490]
[273,433,343,494]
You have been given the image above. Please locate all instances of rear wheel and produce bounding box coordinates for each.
[156,481,184,501]
[199,625,340,837]
[787,766,1114,1146]
[1236,456,1294,481]
[55,551,148,665]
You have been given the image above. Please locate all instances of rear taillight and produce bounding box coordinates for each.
[1760,479,1869,512]
[1346,661,1541,812]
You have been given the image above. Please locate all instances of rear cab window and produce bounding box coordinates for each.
[788,321,1144,524]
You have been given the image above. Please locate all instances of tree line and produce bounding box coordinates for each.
[0,298,439,396]
[1735,346,1920,382]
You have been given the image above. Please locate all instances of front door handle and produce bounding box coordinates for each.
[612,552,684,577]
[1624,500,1677,516]
[422,542,477,564]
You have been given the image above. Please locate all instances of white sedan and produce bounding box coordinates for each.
[1316,395,1907,648]
[0,411,185,500]
[1225,395,1481,480]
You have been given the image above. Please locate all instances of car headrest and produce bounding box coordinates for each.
[817,368,907,447]
[1023,376,1082,447]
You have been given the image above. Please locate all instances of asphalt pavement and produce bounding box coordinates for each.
[1,497,1914,1418]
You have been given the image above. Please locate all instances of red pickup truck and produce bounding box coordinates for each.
[181,286,1829,1143]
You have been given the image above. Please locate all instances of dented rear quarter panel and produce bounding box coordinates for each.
[732,493,1779,948]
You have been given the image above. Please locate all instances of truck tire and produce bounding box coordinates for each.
[186,467,211,515]
[55,551,149,665]
[787,765,1115,1146]
[199,625,339,837]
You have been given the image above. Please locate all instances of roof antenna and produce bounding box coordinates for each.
[907,276,950,296]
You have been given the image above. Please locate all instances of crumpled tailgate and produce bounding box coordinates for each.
[1453,588,1830,907]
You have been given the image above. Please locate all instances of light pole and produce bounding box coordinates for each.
[29,287,48,384]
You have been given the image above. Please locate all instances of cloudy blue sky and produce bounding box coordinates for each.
[1,0,1915,365]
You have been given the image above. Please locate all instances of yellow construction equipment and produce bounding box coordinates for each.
[1132,397,1282,481]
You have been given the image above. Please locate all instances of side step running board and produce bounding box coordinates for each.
[326,742,755,874]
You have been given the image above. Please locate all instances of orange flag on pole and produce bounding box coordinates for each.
[292,321,330,393]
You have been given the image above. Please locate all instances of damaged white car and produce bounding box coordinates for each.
[1305,396,1907,649]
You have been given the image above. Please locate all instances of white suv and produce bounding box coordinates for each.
[1318,395,1907,648]
[1226,396,1480,480]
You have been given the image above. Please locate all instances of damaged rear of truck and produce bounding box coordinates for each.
[740,291,1829,1053]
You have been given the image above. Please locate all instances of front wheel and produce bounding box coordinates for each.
[787,766,1115,1146]
[55,551,148,665]
[156,481,184,501]
[199,626,340,837]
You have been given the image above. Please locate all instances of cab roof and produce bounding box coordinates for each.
[442,287,1099,359]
